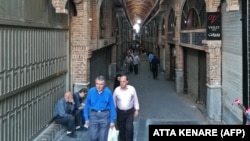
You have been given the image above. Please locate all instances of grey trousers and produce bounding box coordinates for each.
[88,111,110,141]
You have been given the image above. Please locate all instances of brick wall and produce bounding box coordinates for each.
[71,1,91,85]
[70,0,118,86]
[103,0,114,38]
[91,0,98,39]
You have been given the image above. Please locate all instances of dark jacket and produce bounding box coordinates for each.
[53,97,75,118]
[151,56,160,69]
[113,74,121,90]
[73,92,84,109]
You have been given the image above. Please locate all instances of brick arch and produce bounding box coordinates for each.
[159,13,166,35]
[168,8,175,32]
[99,0,114,38]
[180,0,206,29]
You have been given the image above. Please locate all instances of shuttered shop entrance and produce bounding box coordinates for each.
[221,1,243,120]
[198,51,207,107]
[184,48,207,106]
[90,46,112,87]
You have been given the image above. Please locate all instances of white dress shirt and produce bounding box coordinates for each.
[113,85,140,110]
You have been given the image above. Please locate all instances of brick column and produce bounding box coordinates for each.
[225,0,240,11]
[51,0,68,14]
[71,0,91,91]
[205,0,239,11]
[174,1,184,94]
[203,40,222,122]
[204,0,222,122]
[202,0,222,122]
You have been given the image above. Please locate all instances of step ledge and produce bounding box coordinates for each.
[33,122,66,141]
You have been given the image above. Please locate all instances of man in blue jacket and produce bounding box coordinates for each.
[53,91,84,138]
[148,52,154,71]
[84,75,117,141]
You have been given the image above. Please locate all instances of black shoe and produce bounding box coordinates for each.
[82,127,88,131]
[76,126,88,131]
[67,133,77,138]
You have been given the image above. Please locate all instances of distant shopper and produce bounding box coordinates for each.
[53,91,84,138]
[124,54,133,74]
[148,52,154,71]
[151,55,160,79]
[113,75,140,141]
[132,52,140,75]
[84,75,117,141]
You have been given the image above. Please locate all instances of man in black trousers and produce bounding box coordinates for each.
[151,55,160,79]
[113,75,140,141]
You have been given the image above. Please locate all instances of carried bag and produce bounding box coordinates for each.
[107,127,119,141]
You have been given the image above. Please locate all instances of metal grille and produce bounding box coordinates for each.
[0,28,68,97]
[0,27,68,141]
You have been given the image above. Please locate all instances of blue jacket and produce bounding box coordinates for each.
[148,53,154,62]
[84,86,116,122]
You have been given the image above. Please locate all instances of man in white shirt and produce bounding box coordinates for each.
[132,52,140,75]
[113,75,140,141]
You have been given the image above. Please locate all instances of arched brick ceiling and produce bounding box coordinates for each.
[123,0,158,25]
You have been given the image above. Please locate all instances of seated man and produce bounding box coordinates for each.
[53,91,84,138]
[73,87,88,127]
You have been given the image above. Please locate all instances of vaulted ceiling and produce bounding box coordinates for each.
[122,0,159,26]
[112,0,167,28]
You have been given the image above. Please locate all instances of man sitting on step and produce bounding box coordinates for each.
[53,91,85,138]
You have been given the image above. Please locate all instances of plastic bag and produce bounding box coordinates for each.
[107,127,119,141]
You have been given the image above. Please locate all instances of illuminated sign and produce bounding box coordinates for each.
[206,12,221,40]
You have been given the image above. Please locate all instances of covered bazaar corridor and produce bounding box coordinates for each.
[51,53,209,141]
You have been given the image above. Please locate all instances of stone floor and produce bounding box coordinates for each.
[52,53,210,141]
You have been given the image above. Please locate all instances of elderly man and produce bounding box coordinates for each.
[84,75,117,141]
[53,91,84,138]
[113,75,140,141]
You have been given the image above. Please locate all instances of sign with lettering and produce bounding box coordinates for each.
[206,12,221,40]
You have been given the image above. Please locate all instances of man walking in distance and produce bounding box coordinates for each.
[84,75,117,141]
[151,55,160,79]
[132,52,140,75]
[113,75,140,141]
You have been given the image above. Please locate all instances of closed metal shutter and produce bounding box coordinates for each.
[198,51,207,106]
[186,48,199,100]
[184,48,206,106]
[90,46,112,87]
[221,1,243,122]
[0,28,68,141]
